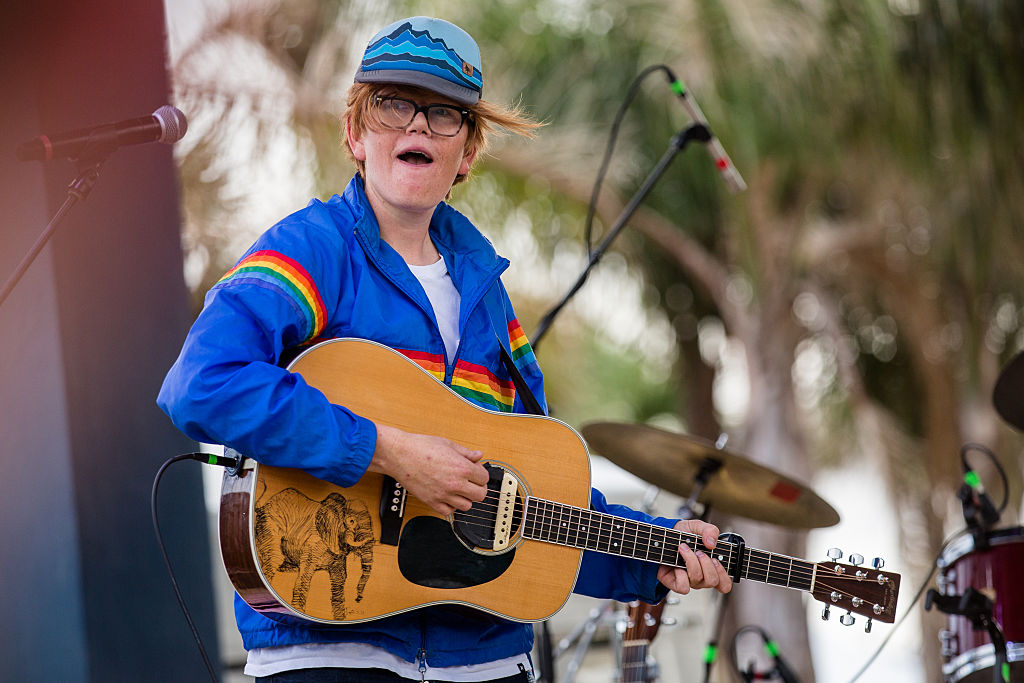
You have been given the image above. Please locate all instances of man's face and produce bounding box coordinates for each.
[347,86,477,218]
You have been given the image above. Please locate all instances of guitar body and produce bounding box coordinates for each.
[219,338,591,624]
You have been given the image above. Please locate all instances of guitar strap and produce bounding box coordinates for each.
[497,340,545,416]
[483,284,545,416]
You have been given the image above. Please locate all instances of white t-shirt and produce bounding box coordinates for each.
[409,256,461,364]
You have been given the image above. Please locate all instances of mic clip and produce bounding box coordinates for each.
[672,123,712,150]
[957,480,1000,540]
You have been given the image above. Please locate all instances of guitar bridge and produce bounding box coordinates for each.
[493,470,518,550]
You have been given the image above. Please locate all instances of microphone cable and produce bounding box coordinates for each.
[728,624,798,682]
[582,64,675,259]
[151,451,240,682]
[958,442,1009,522]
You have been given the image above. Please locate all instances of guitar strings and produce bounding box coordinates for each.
[449,492,891,613]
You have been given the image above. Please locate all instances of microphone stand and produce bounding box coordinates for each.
[0,141,115,310]
[531,123,712,348]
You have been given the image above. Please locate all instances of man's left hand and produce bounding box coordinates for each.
[657,519,733,595]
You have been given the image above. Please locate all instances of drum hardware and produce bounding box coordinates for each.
[550,599,619,683]
[925,443,1019,683]
[926,588,1009,683]
[931,525,1024,683]
[939,628,959,658]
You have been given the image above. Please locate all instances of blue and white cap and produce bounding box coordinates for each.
[354,16,483,106]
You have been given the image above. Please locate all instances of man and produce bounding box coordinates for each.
[159,16,731,682]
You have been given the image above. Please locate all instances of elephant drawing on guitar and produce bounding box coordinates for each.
[254,487,375,620]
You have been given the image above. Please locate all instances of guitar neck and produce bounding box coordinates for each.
[621,641,652,683]
[522,497,814,593]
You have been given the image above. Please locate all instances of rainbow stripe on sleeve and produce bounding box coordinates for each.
[508,319,539,372]
[452,359,516,412]
[216,250,327,342]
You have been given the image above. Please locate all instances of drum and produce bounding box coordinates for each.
[937,527,1024,682]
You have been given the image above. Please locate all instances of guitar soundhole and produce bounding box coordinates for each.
[452,463,524,550]
[397,516,515,588]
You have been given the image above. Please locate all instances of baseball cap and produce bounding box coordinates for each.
[354,16,483,106]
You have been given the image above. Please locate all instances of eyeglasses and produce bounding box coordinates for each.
[372,96,471,137]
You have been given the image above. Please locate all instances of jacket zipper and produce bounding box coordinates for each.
[355,223,507,385]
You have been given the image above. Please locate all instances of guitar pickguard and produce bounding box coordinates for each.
[397,463,525,589]
[398,516,516,588]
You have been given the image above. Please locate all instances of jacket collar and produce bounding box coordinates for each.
[341,174,509,284]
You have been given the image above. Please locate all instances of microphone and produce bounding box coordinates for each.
[16,105,188,162]
[957,443,1001,531]
[663,69,746,193]
[958,469,1000,530]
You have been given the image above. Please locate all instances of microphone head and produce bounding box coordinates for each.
[153,105,188,144]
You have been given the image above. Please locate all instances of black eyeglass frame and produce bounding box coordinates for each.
[371,96,472,137]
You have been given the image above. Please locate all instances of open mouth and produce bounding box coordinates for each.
[398,150,433,165]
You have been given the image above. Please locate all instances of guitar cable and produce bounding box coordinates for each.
[151,451,241,682]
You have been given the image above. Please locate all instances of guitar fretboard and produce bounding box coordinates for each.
[521,497,814,592]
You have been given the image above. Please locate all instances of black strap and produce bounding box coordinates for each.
[497,338,544,416]
[482,283,545,417]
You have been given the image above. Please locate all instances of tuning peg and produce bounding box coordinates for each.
[826,547,843,561]
[821,605,831,621]
[849,553,864,566]
[864,618,873,633]
[872,557,885,569]
[661,616,678,627]
[840,611,855,626]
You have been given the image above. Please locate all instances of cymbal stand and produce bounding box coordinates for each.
[552,599,619,683]
[672,449,733,683]
[677,457,722,521]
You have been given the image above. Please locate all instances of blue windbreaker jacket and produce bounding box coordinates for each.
[158,175,675,667]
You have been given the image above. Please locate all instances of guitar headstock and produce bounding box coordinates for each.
[623,600,666,642]
[811,554,901,627]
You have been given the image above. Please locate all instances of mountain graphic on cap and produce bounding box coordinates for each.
[354,16,483,106]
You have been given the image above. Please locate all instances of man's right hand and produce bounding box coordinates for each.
[368,423,489,516]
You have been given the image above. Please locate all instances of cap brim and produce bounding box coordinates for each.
[355,68,479,107]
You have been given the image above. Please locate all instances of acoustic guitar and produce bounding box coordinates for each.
[219,338,901,626]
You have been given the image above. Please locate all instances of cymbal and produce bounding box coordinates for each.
[994,351,1024,431]
[580,422,839,529]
